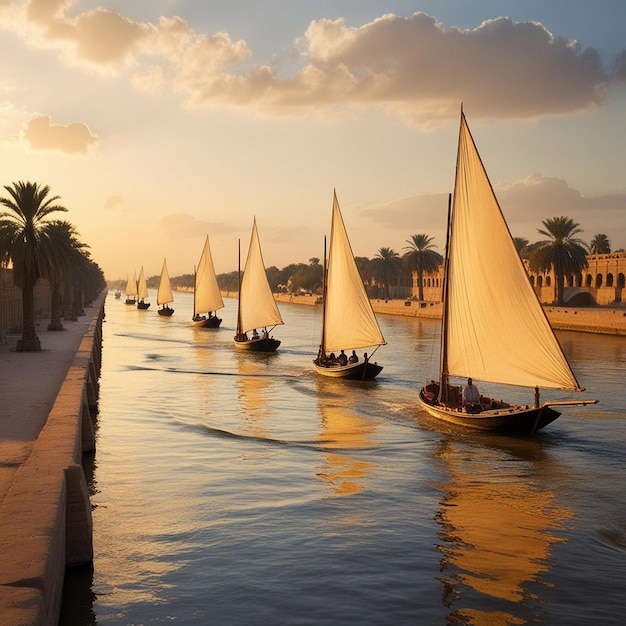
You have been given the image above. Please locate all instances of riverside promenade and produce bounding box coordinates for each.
[274,293,626,335]
[0,293,105,626]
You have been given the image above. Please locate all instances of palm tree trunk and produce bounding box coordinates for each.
[48,280,64,330]
[63,282,78,321]
[557,273,565,306]
[73,285,85,317]
[17,282,41,351]
[418,268,424,301]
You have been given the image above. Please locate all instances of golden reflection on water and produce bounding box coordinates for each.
[235,353,271,440]
[315,379,377,497]
[434,438,573,624]
[191,327,218,413]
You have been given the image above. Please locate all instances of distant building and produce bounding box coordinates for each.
[527,252,626,305]
[408,252,626,306]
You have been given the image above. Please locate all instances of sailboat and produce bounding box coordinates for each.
[192,236,224,328]
[124,272,137,304]
[314,191,386,380]
[419,110,596,433]
[156,258,174,316]
[234,218,283,351]
[136,266,150,309]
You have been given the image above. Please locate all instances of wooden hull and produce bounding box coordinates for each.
[137,301,150,310]
[158,307,174,316]
[234,336,281,352]
[125,298,136,305]
[193,315,221,328]
[313,360,382,380]
[418,386,561,434]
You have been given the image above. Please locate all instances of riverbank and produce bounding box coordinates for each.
[0,294,105,625]
[273,293,626,335]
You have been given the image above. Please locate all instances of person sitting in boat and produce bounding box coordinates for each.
[348,350,358,364]
[462,378,482,413]
[252,329,259,340]
[338,350,348,366]
[329,352,337,364]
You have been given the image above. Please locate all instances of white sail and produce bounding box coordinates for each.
[125,272,137,297]
[323,192,386,353]
[238,218,283,334]
[443,113,580,390]
[194,236,224,316]
[137,266,148,300]
[157,258,174,306]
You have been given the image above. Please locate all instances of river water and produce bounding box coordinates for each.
[61,290,626,625]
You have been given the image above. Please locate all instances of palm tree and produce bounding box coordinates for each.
[46,221,90,329]
[0,181,68,350]
[588,234,611,255]
[82,258,106,305]
[403,234,443,301]
[513,237,530,258]
[529,216,588,306]
[369,247,401,299]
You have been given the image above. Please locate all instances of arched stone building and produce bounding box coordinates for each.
[526,252,625,305]
[410,252,626,306]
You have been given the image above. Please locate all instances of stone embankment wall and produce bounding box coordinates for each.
[0,297,104,626]
[274,294,626,335]
[543,306,626,335]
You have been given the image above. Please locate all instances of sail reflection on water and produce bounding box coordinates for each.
[433,438,572,624]
[315,379,378,497]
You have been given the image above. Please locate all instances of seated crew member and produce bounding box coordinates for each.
[462,378,481,413]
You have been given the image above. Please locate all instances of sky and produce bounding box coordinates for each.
[1,0,625,280]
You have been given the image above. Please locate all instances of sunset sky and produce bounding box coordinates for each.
[1,1,625,280]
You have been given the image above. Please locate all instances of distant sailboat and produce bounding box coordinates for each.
[193,236,224,328]
[314,191,386,379]
[157,258,174,316]
[137,266,150,309]
[234,218,283,351]
[125,272,137,304]
[419,110,596,433]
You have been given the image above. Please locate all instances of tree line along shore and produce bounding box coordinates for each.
[164,288,626,336]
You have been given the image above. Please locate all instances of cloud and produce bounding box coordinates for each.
[291,14,607,121]
[21,114,99,153]
[7,4,618,123]
[174,13,609,122]
[360,193,447,232]
[103,195,124,212]
[611,50,626,81]
[159,213,235,239]
[360,174,626,246]
[24,0,145,70]
[499,173,626,237]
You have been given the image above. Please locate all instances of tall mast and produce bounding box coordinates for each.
[320,235,328,355]
[236,238,242,336]
[438,192,453,403]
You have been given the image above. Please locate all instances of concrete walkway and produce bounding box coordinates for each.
[0,308,100,504]
[0,298,104,625]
